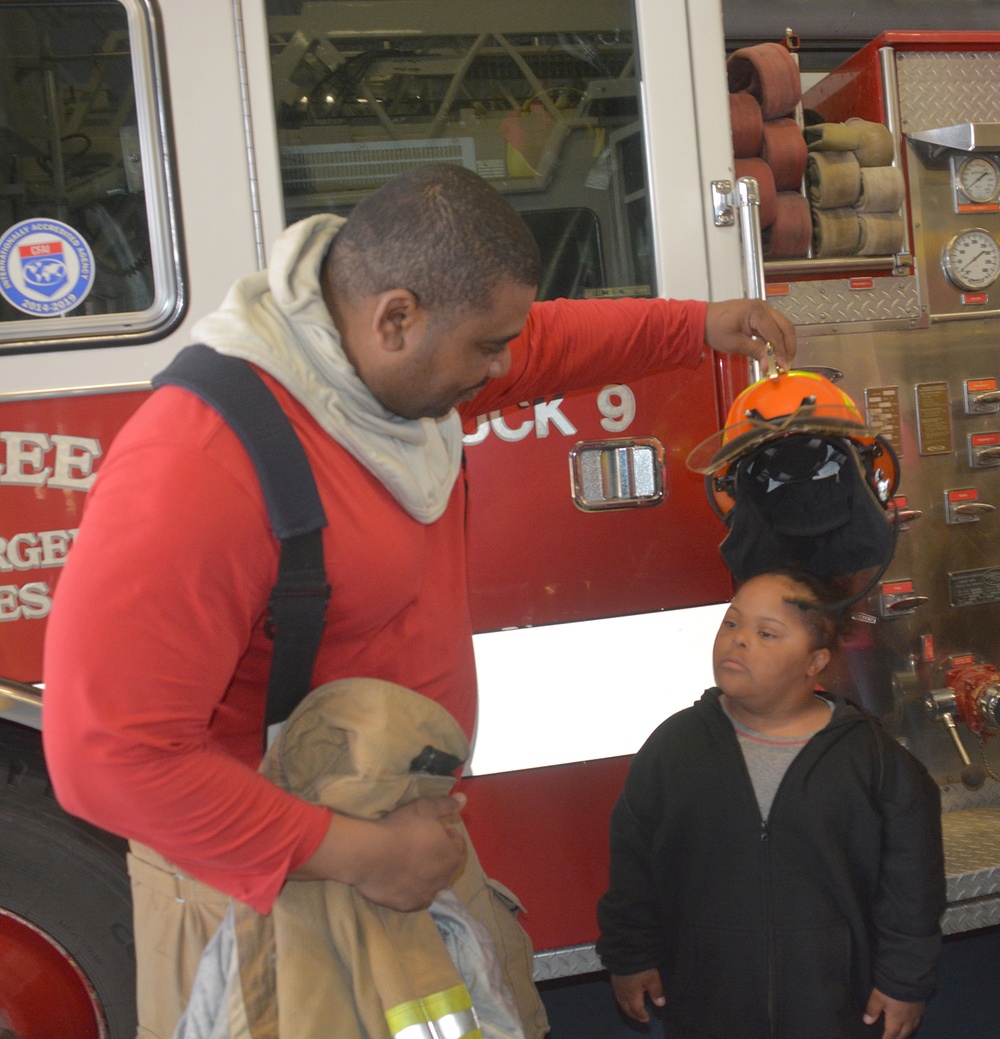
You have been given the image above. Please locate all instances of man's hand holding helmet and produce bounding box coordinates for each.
[704,298,797,371]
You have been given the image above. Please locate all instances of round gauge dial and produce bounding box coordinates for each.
[957,155,1000,204]
[942,228,1000,291]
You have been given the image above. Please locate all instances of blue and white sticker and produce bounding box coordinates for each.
[0,218,95,317]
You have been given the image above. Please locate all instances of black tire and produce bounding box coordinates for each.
[0,720,137,1039]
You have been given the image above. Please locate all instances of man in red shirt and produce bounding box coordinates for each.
[43,164,795,1038]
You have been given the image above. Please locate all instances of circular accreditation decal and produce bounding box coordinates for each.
[0,218,95,316]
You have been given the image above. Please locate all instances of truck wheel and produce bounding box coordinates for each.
[0,722,136,1039]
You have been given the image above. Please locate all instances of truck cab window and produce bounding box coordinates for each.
[265,0,654,300]
[0,0,180,349]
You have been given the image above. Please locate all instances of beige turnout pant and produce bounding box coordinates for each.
[127,842,232,1039]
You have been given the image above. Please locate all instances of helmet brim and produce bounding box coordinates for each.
[686,404,880,475]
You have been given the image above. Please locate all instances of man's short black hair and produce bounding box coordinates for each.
[326,163,541,312]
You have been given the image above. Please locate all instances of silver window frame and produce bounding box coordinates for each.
[0,0,183,351]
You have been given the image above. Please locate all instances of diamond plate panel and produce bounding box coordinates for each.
[767,277,922,333]
[943,806,1000,911]
[940,776,1000,814]
[896,51,1000,133]
[533,942,601,981]
[530,943,598,980]
[941,898,1000,935]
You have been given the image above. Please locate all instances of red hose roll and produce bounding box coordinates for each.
[730,93,764,158]
[761,118,808,191]
[735,157,777,228]
[727,42,801,120]
[762,192,812,259]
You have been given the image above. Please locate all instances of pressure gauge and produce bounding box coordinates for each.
[956,155,1000,204]
[942,228,1000,291]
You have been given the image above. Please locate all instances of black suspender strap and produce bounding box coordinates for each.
[152,344,331,734]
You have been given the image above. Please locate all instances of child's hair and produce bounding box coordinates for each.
[748,568,854,651]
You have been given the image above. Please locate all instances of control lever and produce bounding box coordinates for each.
[945,488,997,524]
[953,501,997,516]
[878,580,928,619]
[925,689,987,790]
[884,595,930,613]
[925,661,1000,789]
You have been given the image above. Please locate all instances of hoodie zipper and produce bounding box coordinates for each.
[721,697,863,1039]
[727,725,777,1038]
[761,816,775,1036]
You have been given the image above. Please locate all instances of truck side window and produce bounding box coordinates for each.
[0,0,180,349]
[265,0,654,301]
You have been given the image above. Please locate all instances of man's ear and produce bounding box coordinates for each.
[371,289,420,352]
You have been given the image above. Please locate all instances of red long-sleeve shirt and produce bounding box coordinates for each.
[42,296,707,912]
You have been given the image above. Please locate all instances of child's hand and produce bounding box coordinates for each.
[610,969,665,1023]
[862,987,926,1039]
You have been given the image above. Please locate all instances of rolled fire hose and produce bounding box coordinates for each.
[807,151,862,209]
[853,165,906,213]
[762,191,812,259]
[735,157,777,228]
[857,212,904,256]
[727,41,801,120]
[847,118,895,167]
[761,117,808,191]
[804,122,863,152]
[811,208,862,258]
[730,93,764,158]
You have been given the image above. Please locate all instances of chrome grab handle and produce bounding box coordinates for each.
[736,176,766,384]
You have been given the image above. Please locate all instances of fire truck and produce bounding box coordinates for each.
[3,1,1000,1036]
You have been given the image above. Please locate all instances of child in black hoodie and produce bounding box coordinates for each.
[597,569,945,1039]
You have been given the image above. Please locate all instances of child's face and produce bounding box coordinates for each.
[712,573,831,704]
